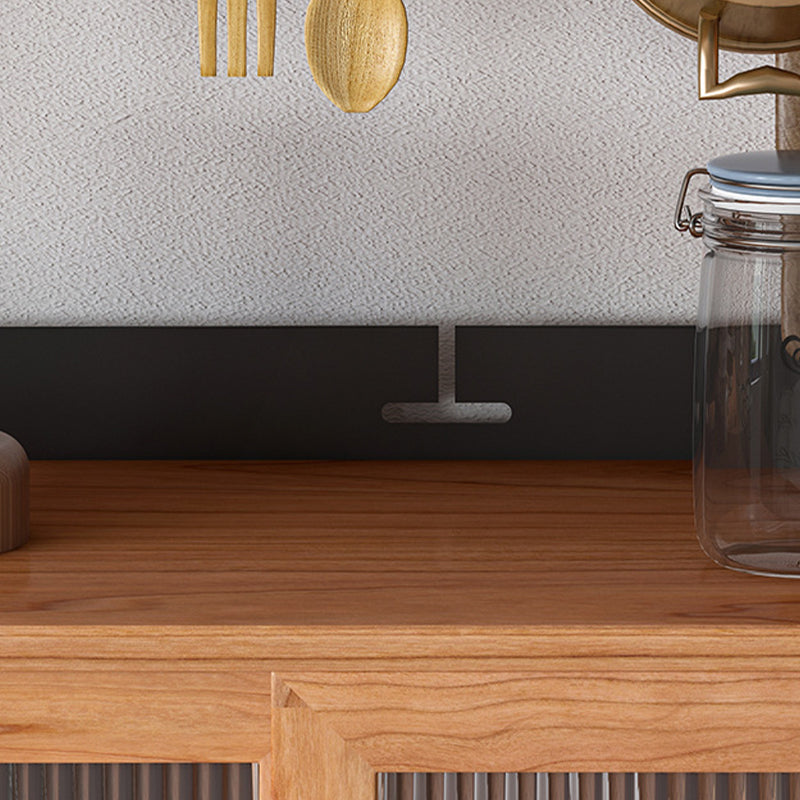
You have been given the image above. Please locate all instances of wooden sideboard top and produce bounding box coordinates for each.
[5,460,800,768]
[0,458,794,638]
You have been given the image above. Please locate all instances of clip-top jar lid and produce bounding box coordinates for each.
[708,150,800,199]
[675,153,800,235]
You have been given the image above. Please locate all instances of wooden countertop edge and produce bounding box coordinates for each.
[1,625,800,660]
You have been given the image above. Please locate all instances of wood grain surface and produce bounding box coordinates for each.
[198,0,218,75]
[304,0,407,111]
[272,675,375,800]
[274,670,800,775]
[777,52,800,149]
[257,0,276,75]
[0,661,269,763]
[1,461,799,768]
[227,0,247,75]
[0,459,790,627]
[0,433,29,554]
[776,55,800,364]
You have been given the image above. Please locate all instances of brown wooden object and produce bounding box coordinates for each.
[776,53,800,360]
[3,461,800,786]
[198,0,218,76]
[257,0,277,75]
[199,0,275,77]
[272,675,376,800]
[305,0,407,112]
[0,432,28,554]
[777,52,800,149]
[227,0,247,76]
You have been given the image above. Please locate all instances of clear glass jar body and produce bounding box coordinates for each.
[695,190,800,576]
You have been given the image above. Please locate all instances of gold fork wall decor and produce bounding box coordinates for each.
[198,0,276,77]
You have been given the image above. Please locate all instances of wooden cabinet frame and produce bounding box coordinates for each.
[1,462,799,800]
[270,664,800,800]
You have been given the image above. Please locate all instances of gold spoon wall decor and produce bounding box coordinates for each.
[305,0,407,112]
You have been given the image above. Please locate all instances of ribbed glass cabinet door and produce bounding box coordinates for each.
[0,765,257,800]
[377,773,800,800]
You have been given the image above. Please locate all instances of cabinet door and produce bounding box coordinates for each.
[271,669,800,800]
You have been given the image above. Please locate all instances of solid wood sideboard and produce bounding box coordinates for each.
[1,460,799,800]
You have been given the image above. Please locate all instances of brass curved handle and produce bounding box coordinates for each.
[699,4,800,99]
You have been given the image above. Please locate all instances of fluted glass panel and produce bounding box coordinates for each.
[379,775,800,800]
[0,765,255,800]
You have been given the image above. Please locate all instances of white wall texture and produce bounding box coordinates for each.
[0,0,774,326]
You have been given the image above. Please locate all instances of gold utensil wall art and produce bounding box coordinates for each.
[198,0,276,76]
[305,0,407,112]
[197,0,406,112]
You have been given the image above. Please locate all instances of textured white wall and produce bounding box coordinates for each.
[0,0,773,325]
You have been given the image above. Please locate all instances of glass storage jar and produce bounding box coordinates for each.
[684,150,800,577]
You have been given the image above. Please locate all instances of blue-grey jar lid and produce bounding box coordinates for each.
[707,150,800,198]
